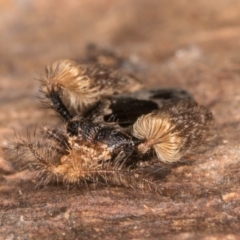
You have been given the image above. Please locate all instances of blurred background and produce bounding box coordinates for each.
[1,0,240,70]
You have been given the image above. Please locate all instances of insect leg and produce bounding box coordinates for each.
[43,84,72,121]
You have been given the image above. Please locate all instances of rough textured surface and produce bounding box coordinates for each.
[1,1,240,239]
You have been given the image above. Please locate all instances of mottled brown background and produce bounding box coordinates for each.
[1,1,240,239]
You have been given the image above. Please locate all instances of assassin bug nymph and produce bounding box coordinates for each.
[6,56,214,189]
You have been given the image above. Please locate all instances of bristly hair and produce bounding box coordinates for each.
[132,100,214,163]
[5,126,170,191]
[40,59,142,115]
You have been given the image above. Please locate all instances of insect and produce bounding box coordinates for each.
[6,47,214,190]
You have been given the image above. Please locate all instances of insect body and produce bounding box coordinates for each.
[6,51,214,189]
